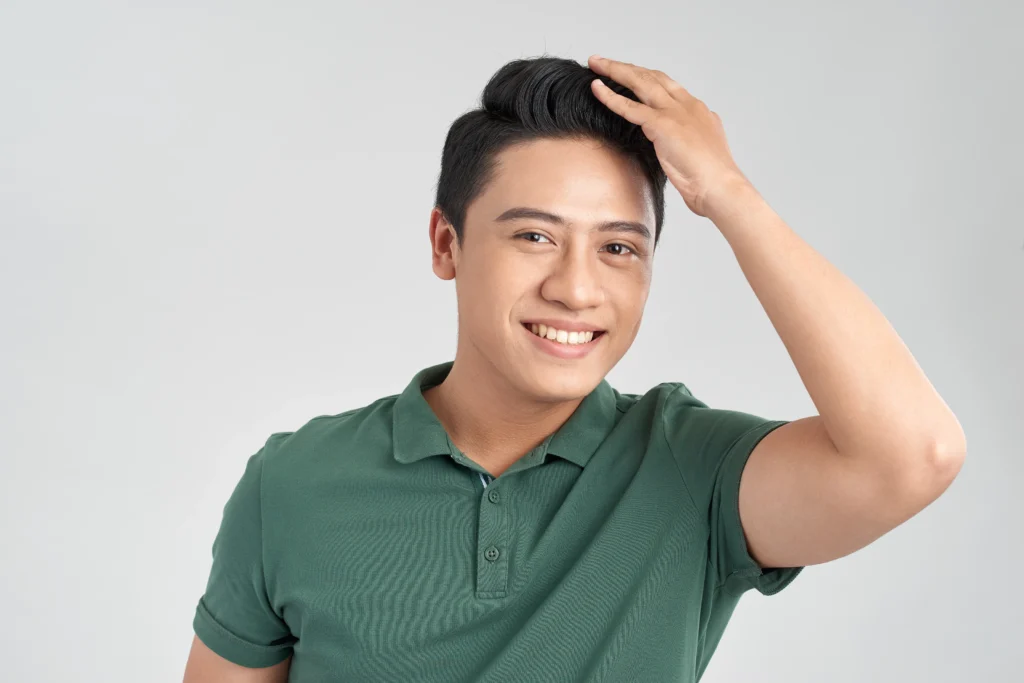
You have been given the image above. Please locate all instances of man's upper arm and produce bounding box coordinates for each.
[737,414,947,569]
[190,437,297,670]
[184,635,291,683]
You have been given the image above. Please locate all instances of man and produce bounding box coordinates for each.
[183,55,966,682]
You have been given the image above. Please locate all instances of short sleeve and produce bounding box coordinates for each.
[662,384,804,597]
[193,440,296,667]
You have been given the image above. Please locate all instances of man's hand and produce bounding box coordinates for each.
[587,54,750,218]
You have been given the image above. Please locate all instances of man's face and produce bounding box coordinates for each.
[431,137,656,403]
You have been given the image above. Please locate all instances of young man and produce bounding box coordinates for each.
[183,55,966,682]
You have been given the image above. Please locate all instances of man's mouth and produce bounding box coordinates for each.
[522,322,606,346]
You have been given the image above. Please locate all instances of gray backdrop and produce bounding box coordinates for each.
[1,1,1020,681]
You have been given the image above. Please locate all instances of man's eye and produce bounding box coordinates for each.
[518,232,551,243]
[604,243,635,257]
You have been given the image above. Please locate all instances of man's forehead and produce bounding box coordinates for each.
[484,171,652,227]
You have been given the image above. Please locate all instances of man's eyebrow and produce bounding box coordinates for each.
[494,206,652,242]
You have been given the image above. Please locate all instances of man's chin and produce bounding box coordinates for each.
[515,364,602,403]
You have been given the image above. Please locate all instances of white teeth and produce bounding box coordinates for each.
[526,324,599,346]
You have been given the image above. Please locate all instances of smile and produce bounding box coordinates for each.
[522,323,605,346]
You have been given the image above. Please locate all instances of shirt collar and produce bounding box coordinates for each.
[392,360,619,469]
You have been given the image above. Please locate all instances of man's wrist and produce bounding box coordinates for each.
[703,174,763,224]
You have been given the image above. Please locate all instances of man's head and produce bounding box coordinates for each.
[429,56,668,404]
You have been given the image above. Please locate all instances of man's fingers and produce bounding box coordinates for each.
[590,78,658,127]
[587,55,677,109]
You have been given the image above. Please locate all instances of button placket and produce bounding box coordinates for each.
[476,475,508,598]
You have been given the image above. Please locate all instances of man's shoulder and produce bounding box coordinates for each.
[611,378,706,417]
[258,391,401,470]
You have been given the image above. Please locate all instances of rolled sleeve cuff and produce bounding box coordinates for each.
[193,598,293,668]
[719,419,804,597]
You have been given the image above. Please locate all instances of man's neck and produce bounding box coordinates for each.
[422,353,584,478]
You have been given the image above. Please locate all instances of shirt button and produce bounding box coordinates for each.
[484,546,500,562]
[487,489,500,503]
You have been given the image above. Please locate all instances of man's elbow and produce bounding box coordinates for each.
[891,433,966,512]
[928,432,966,488]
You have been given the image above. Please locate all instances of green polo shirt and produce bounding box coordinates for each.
[193,360,803,681]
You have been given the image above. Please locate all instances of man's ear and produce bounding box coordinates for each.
[429,207,459,281]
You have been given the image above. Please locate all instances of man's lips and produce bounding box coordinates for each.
[521,322,606,359]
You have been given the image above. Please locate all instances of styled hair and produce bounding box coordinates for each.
[433,55,668,247]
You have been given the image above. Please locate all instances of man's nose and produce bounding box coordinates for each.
[540,248,606,310]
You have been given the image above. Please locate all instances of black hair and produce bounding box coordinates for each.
[433,55,667,247]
